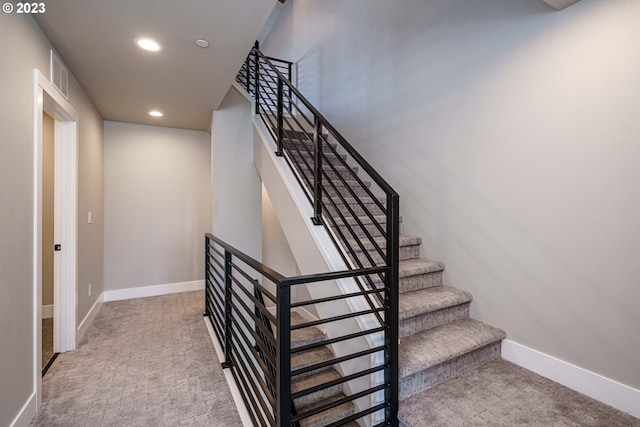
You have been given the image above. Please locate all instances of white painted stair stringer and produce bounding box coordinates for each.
[253,117,386,420]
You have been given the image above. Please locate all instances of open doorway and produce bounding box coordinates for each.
[33,69,79,409]
[41,111,58,376]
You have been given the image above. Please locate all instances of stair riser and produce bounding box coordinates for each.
[291,364,334,382]
[352,243,420,264]
[401,245,420,261]
[295,165,359,181]
[400,304,470,338]
[300,404,356,427]
[292,334,327,350]
[400,271,443,293]
[293,383,343,409]
[335,224,385,240]
[326,203,384,218]
[372,270,444,293]
[291,165,370,188]
[399,342,502,400]
[289,152,347,165]
[321,184,371,198]
[285,140,338,151]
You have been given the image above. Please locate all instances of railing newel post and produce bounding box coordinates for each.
[311,117,323,225]
[222,249,233,369]
[276,282,292,426]
[204,235,210,317]
[385,192,400,425]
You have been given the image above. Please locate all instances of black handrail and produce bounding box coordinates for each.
[224,41,400,426]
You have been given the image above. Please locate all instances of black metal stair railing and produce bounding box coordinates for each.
[235,43,399,312]
[209,41,400,426]
[206,234,395,426]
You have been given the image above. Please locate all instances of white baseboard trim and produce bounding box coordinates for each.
[502,339,640,418]
[9,391,36,427]
[77,292,104,345]
[203,317,254,427]
[42,304,53,319]
[103,280,205,302]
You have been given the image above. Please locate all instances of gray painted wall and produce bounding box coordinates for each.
[211,87,262,261]
[262,0,640,389]
[0,13,104,424]
[103,121,211,291]
[75,62,105,324]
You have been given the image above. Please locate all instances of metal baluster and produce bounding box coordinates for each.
[288,62,293,113]
[276,77,284,156]
[311,117,323,225]
[254,41,260,115]
[222,249,233,369]
[385,193,400,425]
[245,56,250,94]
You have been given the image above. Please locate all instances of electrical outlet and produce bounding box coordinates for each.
[88,283,92,297]
[88,211,93,224]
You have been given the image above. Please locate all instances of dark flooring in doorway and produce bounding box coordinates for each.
[42,317,54,371]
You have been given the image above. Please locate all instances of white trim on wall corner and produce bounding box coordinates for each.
[103,280,205,302]
[502,339,640,418]
[42,305,53,319]
[9,391,36,427]
[76,292,104,345]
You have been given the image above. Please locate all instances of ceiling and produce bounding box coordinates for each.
[35,0,277,131]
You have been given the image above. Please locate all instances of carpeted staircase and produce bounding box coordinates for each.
[280,130,506,426]
[290,312,360,427]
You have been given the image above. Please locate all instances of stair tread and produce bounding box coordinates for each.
[399,258,445,278]
[399,319,506,378]
[399,286,472,321]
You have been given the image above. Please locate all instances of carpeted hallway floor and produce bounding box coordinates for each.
[399,359,640,426]
[31,291,242,426]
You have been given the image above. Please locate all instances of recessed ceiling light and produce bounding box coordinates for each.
[195,39,209,48]
[135,38,163,52]
[148,111,164,117]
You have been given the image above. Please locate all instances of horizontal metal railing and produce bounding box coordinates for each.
[205,233,395,426]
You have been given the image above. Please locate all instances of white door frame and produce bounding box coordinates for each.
[33,69,78,409]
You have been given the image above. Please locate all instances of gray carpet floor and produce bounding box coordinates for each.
[399,358,640,427]
[31,291,639,426]
[31,291,242,426]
